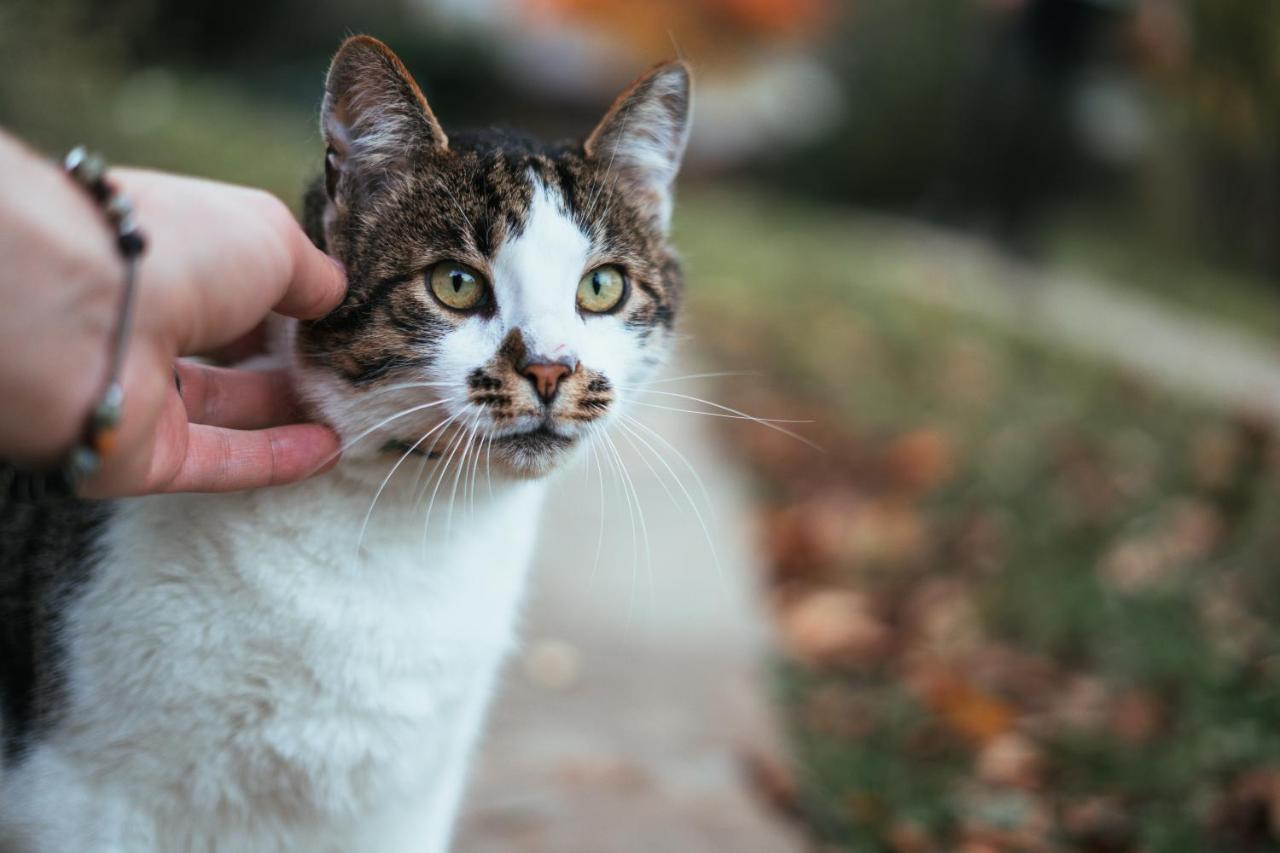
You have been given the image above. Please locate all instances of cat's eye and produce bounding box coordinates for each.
[428,262,489,312]
[576,265,627,314]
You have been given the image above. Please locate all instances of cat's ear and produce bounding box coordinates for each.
[321,36,447,201]
[584,61,692,232]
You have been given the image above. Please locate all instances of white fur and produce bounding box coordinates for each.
[0,466,546,853]
[0,180,670,853]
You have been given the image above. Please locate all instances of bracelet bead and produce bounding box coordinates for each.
[55,147,146,492]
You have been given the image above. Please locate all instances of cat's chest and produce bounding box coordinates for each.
[57,470,546,797]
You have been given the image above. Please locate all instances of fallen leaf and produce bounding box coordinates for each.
[916,669,1017,744]
[778,588,891,669]
[975,733,1045,790]
[885,428,954,496]
[1109,690,1166,745]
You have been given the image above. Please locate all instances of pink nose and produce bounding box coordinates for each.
[521,362,571,403]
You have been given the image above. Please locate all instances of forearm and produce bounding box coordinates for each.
[0,130,121,464]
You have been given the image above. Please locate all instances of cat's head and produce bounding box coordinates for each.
[294,36,691,478]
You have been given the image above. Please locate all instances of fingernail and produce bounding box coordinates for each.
[317,448,342,473]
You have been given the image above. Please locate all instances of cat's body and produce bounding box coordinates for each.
[1,464,543,852]
[0,37,690,852]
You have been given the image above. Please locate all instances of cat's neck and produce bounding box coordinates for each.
[295,454,550,556]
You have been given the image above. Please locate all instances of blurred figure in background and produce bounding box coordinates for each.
[970,0,1121,255]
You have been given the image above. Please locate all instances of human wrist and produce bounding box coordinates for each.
[0,133,126,465]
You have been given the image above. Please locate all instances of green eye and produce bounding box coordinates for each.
[576,265,627,314]
[428,262,488,312]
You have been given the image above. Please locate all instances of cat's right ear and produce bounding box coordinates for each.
[321,36,447,203]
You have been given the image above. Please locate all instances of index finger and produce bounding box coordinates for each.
[274,211,347,320]
[114,170,348,353]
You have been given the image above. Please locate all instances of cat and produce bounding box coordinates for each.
[0,35,690,853]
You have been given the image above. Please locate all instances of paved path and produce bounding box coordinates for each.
[855,218,1280,420]
[455,373,804,851]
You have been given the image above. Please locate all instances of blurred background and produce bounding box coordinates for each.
[7,0,1280,850]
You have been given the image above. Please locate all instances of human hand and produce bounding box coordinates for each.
[0,132,347,497]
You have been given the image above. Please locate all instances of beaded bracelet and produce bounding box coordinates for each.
[58,147,148,489]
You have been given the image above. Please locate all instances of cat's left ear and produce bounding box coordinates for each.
[321,36,447,203]
[585,61,692,232]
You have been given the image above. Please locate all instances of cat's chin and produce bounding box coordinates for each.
[492,426,581,479]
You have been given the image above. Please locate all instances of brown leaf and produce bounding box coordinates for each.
[915,669,1017,744]
[1213,768,1280,845]
[884,428,954,496]
[905,580,984,658]
[1062,796,1134,851]
[1097,539,1168,594]
[843,500,929,570]
[778,589,891,669]
[1191,425,1242,492]
[1047,675,1111,733]
[888,820,937,853]
[1108,690,1166,744]
[975,733,1045,790]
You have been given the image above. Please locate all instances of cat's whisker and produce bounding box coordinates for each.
[593,425,634,597]
[621,396,821,450]
[446,414,482,538]
[358,380,456,396]
[613,427,673,616]
[622,414,717,523]
[433,410,473,514]
[622,387,813,424]
[468,423,487,518]
[622,400,809,426]
[323,397,457,468]
[618,417,723,584]
[638,370,762,386]
[615,422,679,509]
[356,438,425,562]
[421,407,475,552]
[602,429,650,619]
[614,425,681,603]
[414,406,470,514]
[459,412,486,522]
[419,441,464,555]
[406,405,469,510]
[484,433,495,501]
[354,412,458,562]
[469,430,489,518]
[586,433,607,587]
[463,429,477,522]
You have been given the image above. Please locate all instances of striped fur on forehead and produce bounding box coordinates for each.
[299,128,681,385]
